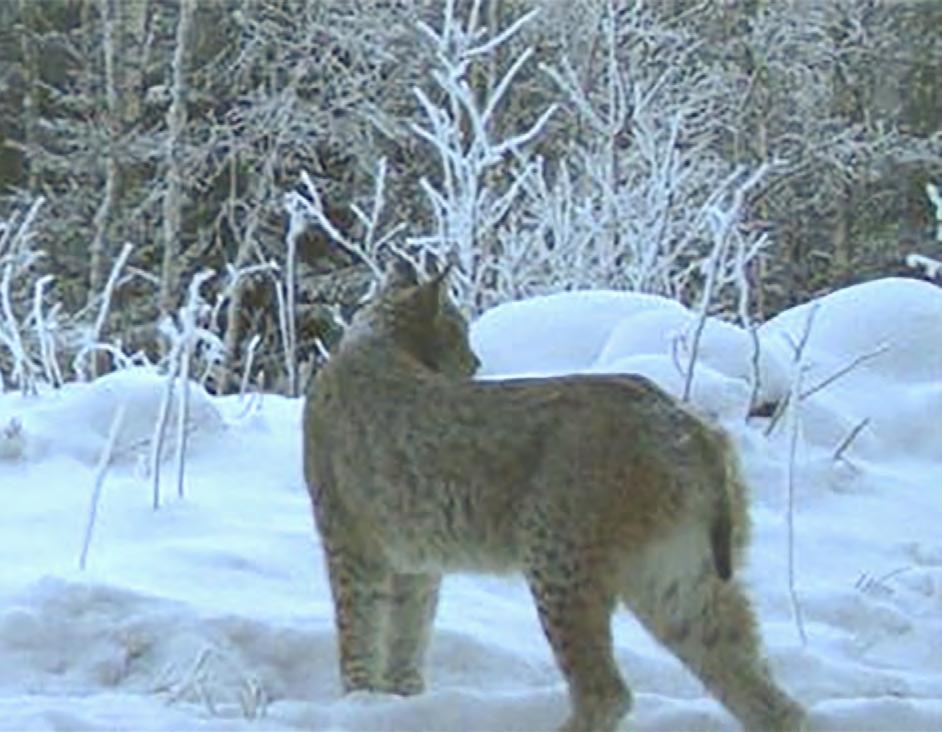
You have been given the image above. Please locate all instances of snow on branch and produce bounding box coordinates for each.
[79,401,127,571]
[150,269,221,509]
[903,183,942,281]
[0,197,47,394]
[906,253,942,280]
[517,1,759,305]
[288,168,386,279]
[684,163,772,402]
[409,1,555,310]
[32,275,62,389]
[73,242,134,380]
[928,183,942,243]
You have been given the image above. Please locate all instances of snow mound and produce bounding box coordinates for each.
[762,277,942,385]
[0,368,224,465]
[472,290,793,419]
[588,354,752,420]
[594,307,792,408]
[0,578,567,732]
[470,290,685,377]
[762,278,942,458]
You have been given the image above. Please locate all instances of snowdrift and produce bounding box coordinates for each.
[1,277,941,731]
[0,367,224,465]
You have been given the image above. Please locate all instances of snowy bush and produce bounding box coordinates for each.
[0,199,50,395]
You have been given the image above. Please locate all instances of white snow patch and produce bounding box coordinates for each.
[761,278,942,460]
[762,277,942,385]
[470,290,686,377]
[2,277,942,730]
[0,367,224,465]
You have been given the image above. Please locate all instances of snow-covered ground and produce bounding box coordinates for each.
[2,276,941,731]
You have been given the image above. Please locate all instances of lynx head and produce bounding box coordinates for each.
[344,257,480,378]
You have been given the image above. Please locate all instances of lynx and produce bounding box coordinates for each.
[303,265,805,732]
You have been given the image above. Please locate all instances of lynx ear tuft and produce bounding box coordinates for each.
[429,261,453,287]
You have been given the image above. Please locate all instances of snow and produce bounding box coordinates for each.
[2,276,942,730]
[760,277,942,460]
[0,368,224,465]
[470,290,687,378]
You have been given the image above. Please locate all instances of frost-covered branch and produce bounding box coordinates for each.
[208,261,276,392]
[32,275,62,388]
[409,1,555,309]
[79,402,127,570]
[151,269,219,508]
[801,344,889,401]
[289,170,384,278]
[905,253,941,280]
[174,270,214,499]
[74,242,134,380]
[0,197,46,394]
[684,164,771,402]
[928,183,942,243]
[151,317,181,510]
[735,234,763,417]
[516,1,759,306]
[783,303,817,647]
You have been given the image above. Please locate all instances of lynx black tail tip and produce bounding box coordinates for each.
[710,511,733,581]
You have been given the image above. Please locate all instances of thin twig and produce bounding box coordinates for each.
[239,334,261,400]
[833,417,870,463]
[79,402,127,570]
[783,304,818,647]
[800,344,889,401]
[151,319,181,510]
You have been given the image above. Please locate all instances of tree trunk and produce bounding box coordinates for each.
[120,0,150,126]
[17,0,40,191]
[88,0,120,374]
[159,0,194,317]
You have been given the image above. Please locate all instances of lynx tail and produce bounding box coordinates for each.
[710,443,743,582]
[710,494,733,581]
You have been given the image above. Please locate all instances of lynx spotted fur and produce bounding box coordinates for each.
[303,266,805,732]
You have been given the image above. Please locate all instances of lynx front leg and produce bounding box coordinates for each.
[526,562,631,732]
[318,516,393,693]
[382,572,441,695]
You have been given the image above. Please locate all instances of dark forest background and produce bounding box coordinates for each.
[0,0,939,394]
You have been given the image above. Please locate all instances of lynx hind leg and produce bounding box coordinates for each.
[382,572,441,695]
[526,555,631,732]
[321,531,394,693]
[622,528,805,732]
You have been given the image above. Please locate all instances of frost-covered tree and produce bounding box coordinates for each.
[719,0,942,310]
[0,0,938,391]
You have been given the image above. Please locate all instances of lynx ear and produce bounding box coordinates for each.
[429,262,453,292]
[422,262,456,311]
[410,268,447,320]
[382,254,420,290]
